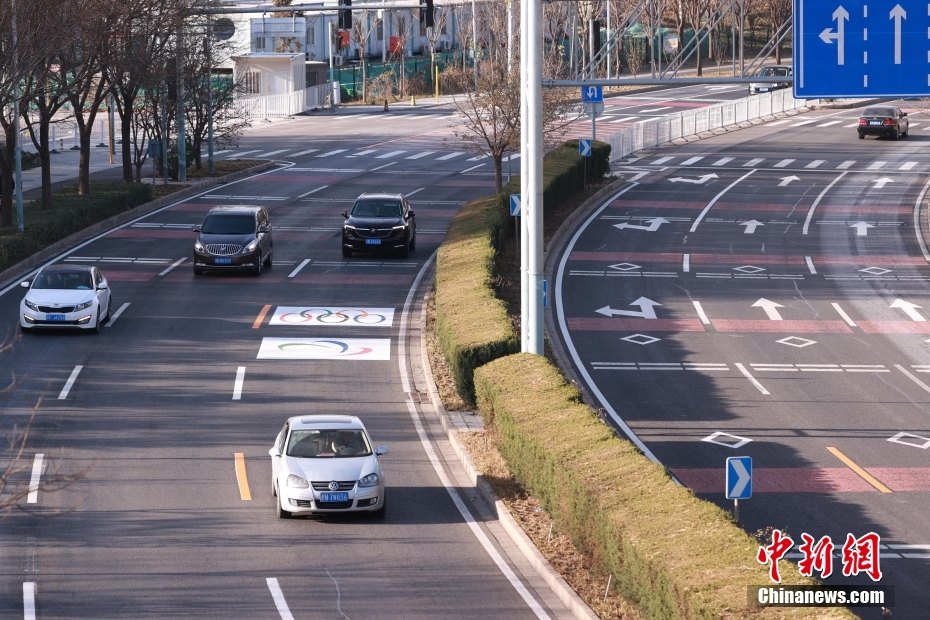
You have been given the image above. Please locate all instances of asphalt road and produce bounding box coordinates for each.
[550,101,930,617]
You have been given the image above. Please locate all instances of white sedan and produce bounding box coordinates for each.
[20,264,112,333]
[269,415,388,518]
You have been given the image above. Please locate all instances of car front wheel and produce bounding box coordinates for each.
[275,486,290,519]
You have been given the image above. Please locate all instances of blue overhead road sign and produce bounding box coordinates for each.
[795,0,930,97]
[726,456,752,500]
[581,85,603,103]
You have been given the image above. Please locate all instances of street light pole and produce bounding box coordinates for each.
[11,0,24,231]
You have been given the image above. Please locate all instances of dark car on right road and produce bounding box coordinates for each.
[858,106,909,140]
[341,193,416,258]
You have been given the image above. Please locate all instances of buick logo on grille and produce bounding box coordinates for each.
[328,481,339,491]
[369,228,376,233]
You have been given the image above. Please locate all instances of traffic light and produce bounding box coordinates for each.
[420,0,434,28]
[339,0,352,30]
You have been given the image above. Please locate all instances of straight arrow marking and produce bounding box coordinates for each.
[752,298,784,320]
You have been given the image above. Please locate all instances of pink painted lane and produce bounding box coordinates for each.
[711,320,854,334]
[858,322,930,334]
[673,467,885,493]
[567,318,707,332]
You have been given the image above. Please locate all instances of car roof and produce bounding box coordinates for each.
[40,264,94,273]
[355,192,405,201]
[206,205,263,215]
[287,415,365,430]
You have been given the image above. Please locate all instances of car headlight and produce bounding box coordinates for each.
[392,225,406,231]
[194,240,205,252]
[74,300,92,311]
[286,474,309,489]
[244,239,259,253]
[24,299,39,311]
[343,224,358,232]
[358,472,380,488]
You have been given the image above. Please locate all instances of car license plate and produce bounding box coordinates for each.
[320,492,349,502]
[214,257,232,265]
[365,239,381,245]
[46,314,66,321]
[869,120,882,125]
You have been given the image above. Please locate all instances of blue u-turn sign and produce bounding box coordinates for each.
[795,0,930,97]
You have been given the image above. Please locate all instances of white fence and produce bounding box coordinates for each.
[235,83,335,123]
[606,88,808,162]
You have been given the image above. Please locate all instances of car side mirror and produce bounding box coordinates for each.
[341,210,349,219]
[375,445,389,456]
[20,281,30,288]
[268,447,281,457]
[902,112,908,117]
[192,225,202,232]
[259,225,271,233]
[98,281,109,290]
[407,210,415,219]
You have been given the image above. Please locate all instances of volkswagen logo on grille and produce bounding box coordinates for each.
[328,481,339,491]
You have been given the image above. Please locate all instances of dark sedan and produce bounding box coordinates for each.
[341,193,416,258]
[858,106,909,140]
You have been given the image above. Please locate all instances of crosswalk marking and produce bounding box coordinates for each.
[290,149,319,157]
[711,157,733,166]
[805,160,825,169]
[351,149,377,157]
[609,116,640,123]
[791,119,819,127]
[233,149,262,157]
[743,158,764,167]
[652,156,674,165]
[837,160,856,169]
[376,150,406,158]
[868,161,887,170]
[316,149,348,157]
[406,151,435,159]
[773,159,795,168]
[255,149,287,158]
[901,161,918,170]
[682,156,704,165]
[766,119,792,126]
[817,120,843,128]
[437,152,464,161]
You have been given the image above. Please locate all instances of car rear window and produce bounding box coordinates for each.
[862,107,893,117]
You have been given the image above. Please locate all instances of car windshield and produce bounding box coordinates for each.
[352,200,402,218]
[862,107,894,117]
[32,270,92,290]
[201,214,255,234]
[286,429,372,458]
[758,67,789,77]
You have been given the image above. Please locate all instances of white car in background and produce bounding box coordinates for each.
[749,65,792,94]
[20,264,112,333]
[269,415,388,518]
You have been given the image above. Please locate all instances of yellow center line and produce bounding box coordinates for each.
[234,452,252,501]
[826,447,892,494]
[252,304,272,329]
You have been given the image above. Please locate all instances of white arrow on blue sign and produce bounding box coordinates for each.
[726,456,752,500]
[581,85,603,103]
[579,139,592,157]
[509,193,521,216]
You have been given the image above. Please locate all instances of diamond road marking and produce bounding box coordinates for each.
[608,262,642,272]
[777,336,818,348]
[860,266,892,276]
[888,432,930,449]
[620,334,660,345]
[733,265,766,274]
[702,432,752,449]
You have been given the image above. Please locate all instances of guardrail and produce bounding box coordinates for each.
[606,88,807,161]
[234,83,333,122]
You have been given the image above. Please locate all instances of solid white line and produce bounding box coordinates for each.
[233,367,245,401]
[397,252,549,618]
[105,302,129,327]
[407,187,425,197]
[406,150,435,159]
[693,301,710,325]
[27,454,44,504]
[832,303,857,327]
[371,162,396,171]
[288,258,311,278]
[803,172,848,235]
[265,578,295,620]
[298,185,327,198]
[913,178,930,263]
[460,163,485,173]
[23,582,36,620]
[735,362,770,395]
[58,365,83,400]
[895,364,930,394]
[806,256,817,274]
[689,170,756,232]
[158,257,187,276]
[682,253,690,273]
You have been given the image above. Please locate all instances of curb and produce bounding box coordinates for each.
[417,296,598,620]
[0,161,276,289]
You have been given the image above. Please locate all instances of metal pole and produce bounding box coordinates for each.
[108,93,115,164]
[176,17,187,182]
[161,86,168,186]
[739,0,745,74]
[11,0,24,231]
[527,0,543,354]
[471,0,477,87]
[606,0,611,80]
[519,0,528,350]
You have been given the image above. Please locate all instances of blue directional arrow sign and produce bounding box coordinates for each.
[725,456,752,500]
[579,139,592,157]
[581,85,603,103]
[795,0,930,97]
[509,193,521,216]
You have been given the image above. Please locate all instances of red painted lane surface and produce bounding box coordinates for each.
[567,318,707,331]
[569,251,929,267]
[859,322,930,334]
[670,467,930,493]
[712,320,854,333]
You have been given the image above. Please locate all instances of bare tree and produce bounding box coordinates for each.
[763,0,791,63]
[351,11,382,102]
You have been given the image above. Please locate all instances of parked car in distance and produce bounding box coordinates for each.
[857,106,909,140]
[748,65,792,94]
[19,264,111,333]
[269,415,388,518]
[192,205,273,275]
[341,192,416,258]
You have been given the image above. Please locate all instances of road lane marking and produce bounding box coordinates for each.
[289,148,318,157]
[234,453,252,500]
[376,150,406,159]
[803,171,848,235]
[682,253,690,273]
[735,363,770,395]
[805,256,817,274]
[316,149,347,157]
[436,151,464,160]
[58,366,83,400]
[773,159,795,168]
[689,170,756,232]
[298,185,327,198]
[27,454,44,504]
[23,582,36,620]
[827,447,892,493]
[266,578,294,620]
[693,301,710,325]
[158,257,187,276]
[743,158,764,167]
[406,150,435,159]
[895,364,930,394]
[233,367,246,401]
[288,259,311,278]
[836,160,855,169]
[711,157,733,166]
[460,163,485,173]
[804,160,825,169]
[371,161,396,171]
[652,156,673,165]
[832,303,857,327]
[106,302,130,327]
[913,178,930,263]
[253,304,272,329]
[255,149,287,158]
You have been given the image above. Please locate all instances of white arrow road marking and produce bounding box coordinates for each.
[891,4,907,64]
[669,173,718,184]
[27,454,44,504]
[596,297,662,319]
[729,459,751,496]
[778,175,800,186]
[741,220,764,234]
[613,217,670,232]
[820,6,850,65]
[752,298,785,320]
[891,299,927,322]
[873,177,894,189]
[850,221,874,237]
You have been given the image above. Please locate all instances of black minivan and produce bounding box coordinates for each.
[192,205,273,275]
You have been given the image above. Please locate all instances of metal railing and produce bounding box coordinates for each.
[234,83,333,122]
